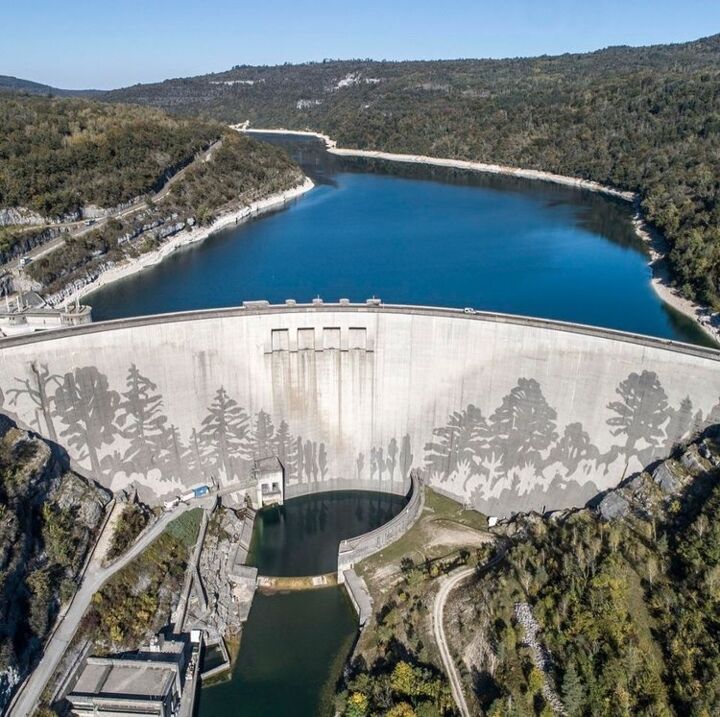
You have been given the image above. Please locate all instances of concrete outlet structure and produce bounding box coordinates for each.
[254,456,285,507]
[1,301,719,515]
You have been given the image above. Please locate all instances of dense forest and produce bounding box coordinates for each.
[449,432,720,716]
[0,94,221,218]
[106,34,720,307]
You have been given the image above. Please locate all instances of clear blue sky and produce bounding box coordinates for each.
[3,0,719,89]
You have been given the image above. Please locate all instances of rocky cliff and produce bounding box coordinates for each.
[0,415,110,712]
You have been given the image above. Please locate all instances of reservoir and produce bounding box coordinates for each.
[89,134,711,346]
[198,491,406,717]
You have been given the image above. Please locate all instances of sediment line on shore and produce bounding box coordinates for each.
[240,126,719,344]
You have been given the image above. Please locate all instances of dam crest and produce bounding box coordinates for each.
[1,300,718,515]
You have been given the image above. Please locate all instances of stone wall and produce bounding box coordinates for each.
[1,303,719,513]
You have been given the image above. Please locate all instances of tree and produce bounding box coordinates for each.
[7,362,61,441]
[198,387,251,480]
[356,451,365,480]
[386,438,398,483]
[273,420,294,480]
[295,436,305,482]
[607,371,669,456]
[548,423,598,474]
[425,404,488,479]
[159,423,186,482]
[117,364,168,477]
[345,692,369,717]
[399,434,414,481]
[318,443,328,481]
[303,440,317,482]
[664,396,695,450]
[489,379,558,471]
[53,366,120,475]
[252,410,275,458]
[561,662,585,717]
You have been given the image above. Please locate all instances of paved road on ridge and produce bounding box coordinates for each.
[2,140,222,273]
[9,504,192,717]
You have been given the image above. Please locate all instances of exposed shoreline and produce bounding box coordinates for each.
[61,177,315,306]
[242,127,719,344]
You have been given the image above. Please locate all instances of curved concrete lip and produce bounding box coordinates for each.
[1,300,718,361]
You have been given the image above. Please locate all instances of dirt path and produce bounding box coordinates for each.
[433,567,475,717]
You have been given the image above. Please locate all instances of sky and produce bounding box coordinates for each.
[2,0,720,89]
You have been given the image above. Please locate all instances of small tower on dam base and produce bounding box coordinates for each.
[254,456,285,508]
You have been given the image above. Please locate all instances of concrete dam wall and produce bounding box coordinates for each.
[1,302,719,515]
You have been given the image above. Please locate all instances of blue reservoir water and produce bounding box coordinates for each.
[88,135,709,345]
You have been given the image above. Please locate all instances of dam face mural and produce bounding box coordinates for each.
[1,305,719,513]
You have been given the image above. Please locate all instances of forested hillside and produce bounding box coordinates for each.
[450,432,720,716]
[0,94,220,218]
[105,34,720,307]
[0,93,304,298]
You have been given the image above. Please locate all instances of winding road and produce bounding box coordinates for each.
[432,567,475,717]
[9,504,194,717]
[432,541,510,717]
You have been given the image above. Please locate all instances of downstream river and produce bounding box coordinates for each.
[198,492,406,717]
[89,133,710,345]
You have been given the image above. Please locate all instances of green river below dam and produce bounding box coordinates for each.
[197,491,407,717]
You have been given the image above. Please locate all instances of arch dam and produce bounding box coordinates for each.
[1,301,718,515]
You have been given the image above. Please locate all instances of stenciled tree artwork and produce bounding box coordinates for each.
[318,443,328,480]
[489,379,558,471]
[548,423,599,475]
[117,364,168,477]
[607,370,669,460]
[399,434,414,482]
[273,419,295,481]
[386,437,398,482]
[7,362,61,441]
[663,396,696,451]
[199,387,251,480]
[53,366,120,476]
[253,410,275,459]
[425,404,488,480]
[160,423,187,483]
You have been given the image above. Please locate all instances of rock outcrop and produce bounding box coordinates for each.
[0,415,111,712]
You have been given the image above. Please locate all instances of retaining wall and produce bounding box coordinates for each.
[337,473,423,578]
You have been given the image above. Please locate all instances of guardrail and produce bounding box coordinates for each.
[337,472,423,581]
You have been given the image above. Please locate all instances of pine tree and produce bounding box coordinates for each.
[198,387,250,480]
[159,423,186,482]
[118,364,168,477]
[273,420,294,480]
[252,410,275,459]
